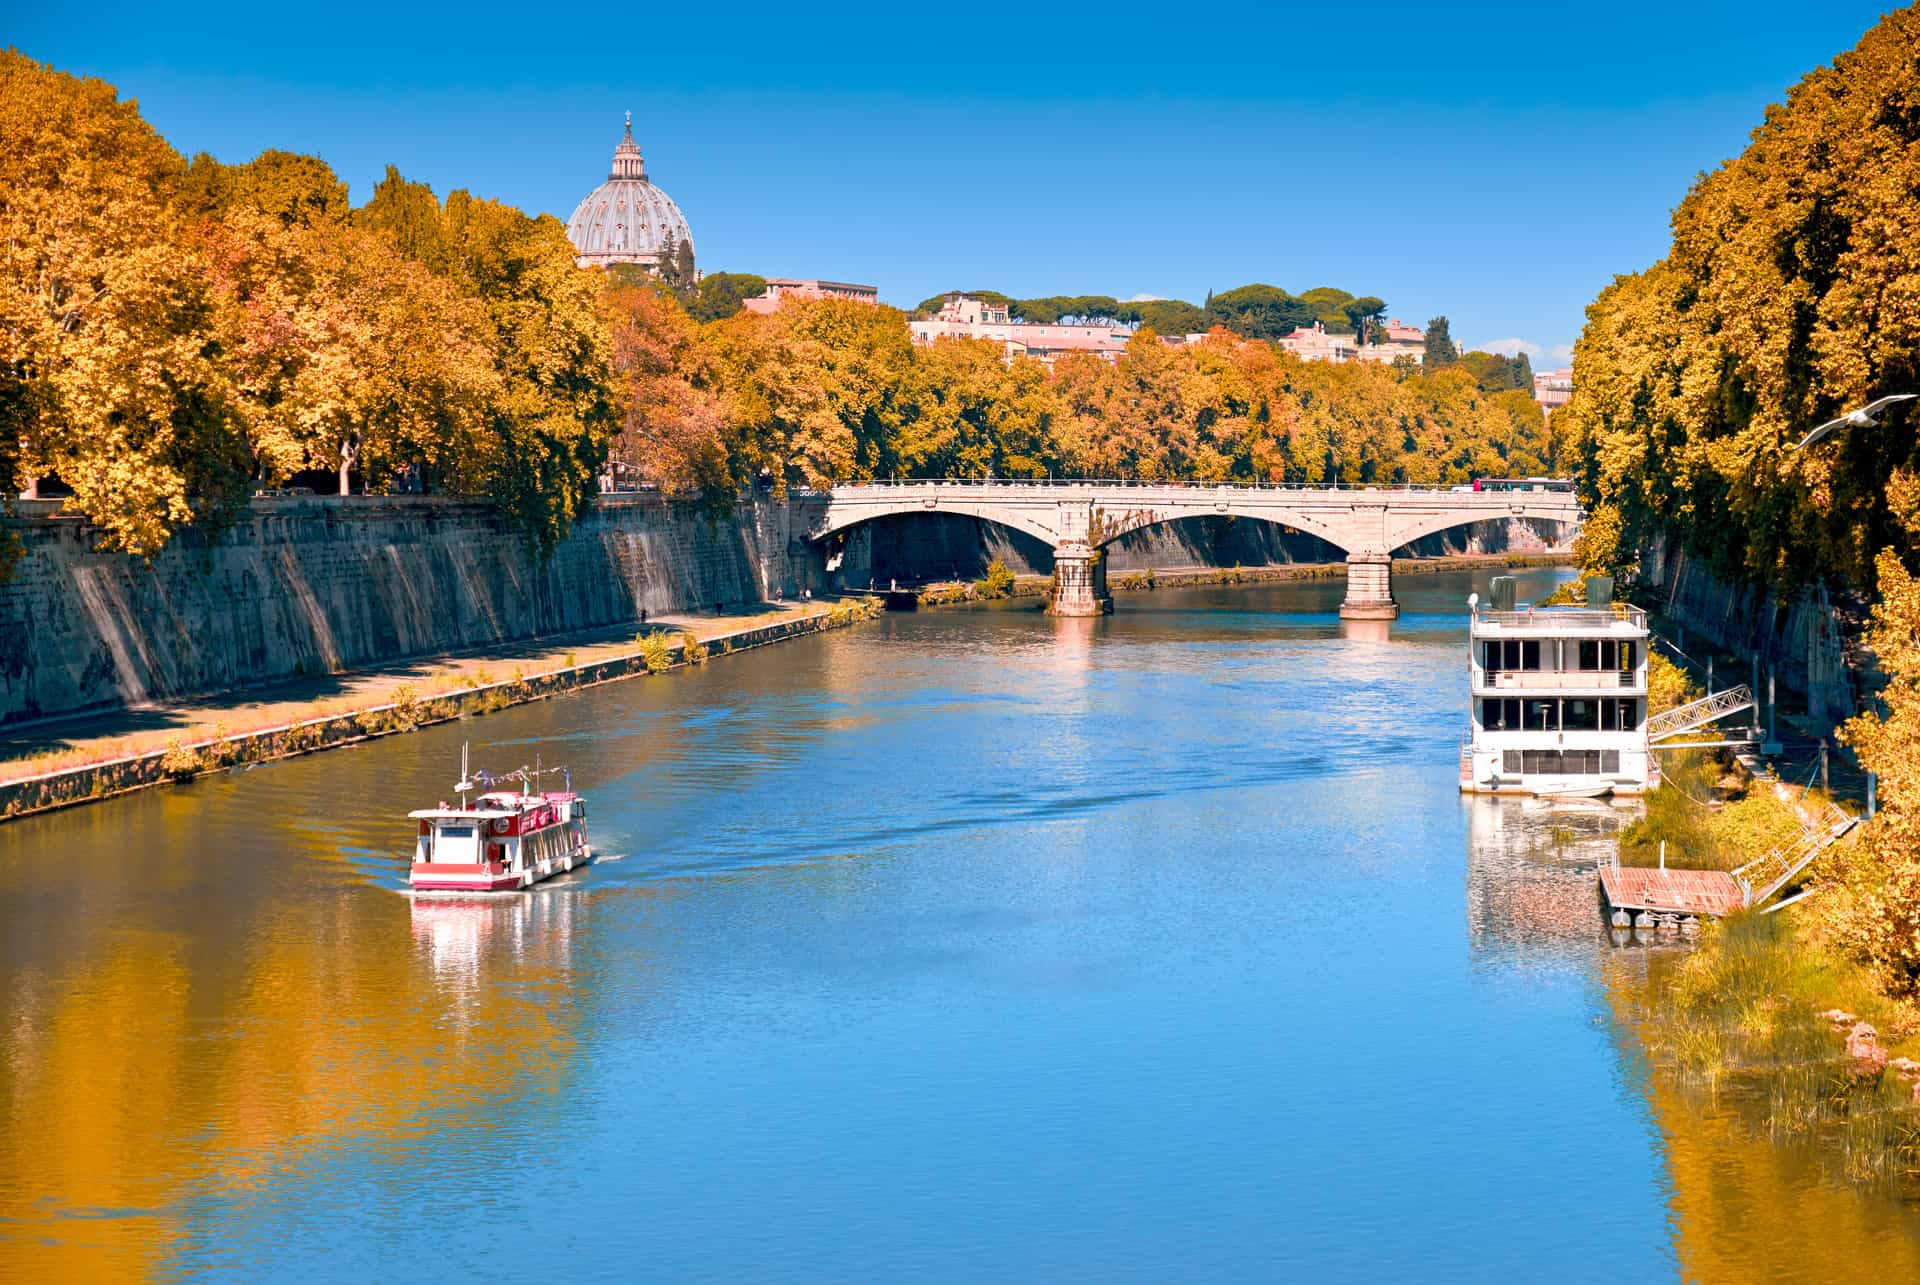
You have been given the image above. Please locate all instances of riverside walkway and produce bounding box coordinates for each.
[810,479,1582,618]
[0,601,840,785]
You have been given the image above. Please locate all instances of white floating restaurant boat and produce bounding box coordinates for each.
[409,745,591,893]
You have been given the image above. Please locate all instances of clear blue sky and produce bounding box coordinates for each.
[13,2,1899,361]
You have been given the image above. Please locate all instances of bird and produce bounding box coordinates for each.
[1791,393,1918,451]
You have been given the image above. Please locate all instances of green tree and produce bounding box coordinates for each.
[1298,286,1357,333]
[686,271,768,322]
[1206,284,1314,341]
[1342,295,1387,344]
[1424,316,1459,367]
[1134,299,1207,334]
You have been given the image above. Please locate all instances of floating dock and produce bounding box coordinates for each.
[1599,864,1745,923]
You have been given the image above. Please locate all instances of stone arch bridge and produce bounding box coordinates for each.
[809,481,1582,618]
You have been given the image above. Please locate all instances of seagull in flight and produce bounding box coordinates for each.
[1792,393,1918,451]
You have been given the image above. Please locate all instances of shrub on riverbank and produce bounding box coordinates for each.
[639,633,674,674]
[975,559,1016,600]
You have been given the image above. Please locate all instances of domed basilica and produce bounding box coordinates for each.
[565,114,694,273]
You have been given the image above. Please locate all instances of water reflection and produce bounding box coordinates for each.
[1464,794,1634,953]
[5,568,1920,1279]
[1338,616,1392,644]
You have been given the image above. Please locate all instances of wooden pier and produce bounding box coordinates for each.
[1599,864,1745,924]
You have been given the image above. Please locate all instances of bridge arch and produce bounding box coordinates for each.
[812,500,1070,553]
[1088,506,1356,557]
[1381,502,1578,555]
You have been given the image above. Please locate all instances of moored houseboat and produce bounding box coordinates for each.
[409,747,591,893]
[1459,579,1656,797]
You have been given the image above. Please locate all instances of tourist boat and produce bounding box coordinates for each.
[408,746,591,893]
[1458,577,1656,797]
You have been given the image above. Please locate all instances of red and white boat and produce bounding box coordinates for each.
[409,746,592,893]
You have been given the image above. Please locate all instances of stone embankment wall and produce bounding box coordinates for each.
[1637,535,1858,725]
[841,512,1570,585]
[0,494,827,726]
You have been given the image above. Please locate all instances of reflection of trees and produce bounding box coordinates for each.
[0,832,587,1279]
[1598,956,1920,1278]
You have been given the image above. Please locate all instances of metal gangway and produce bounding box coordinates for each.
[1734,804,1859,908]
[1646,684,1756,743]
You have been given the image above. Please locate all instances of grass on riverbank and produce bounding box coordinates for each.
[1642,909,1920,1190]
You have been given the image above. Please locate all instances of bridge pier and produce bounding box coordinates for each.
[1339,553,1398,620]
[1048,542,1112,616]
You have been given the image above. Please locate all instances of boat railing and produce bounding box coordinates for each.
[1473,605,1646,629]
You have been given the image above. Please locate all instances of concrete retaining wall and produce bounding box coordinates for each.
[0,494,828,726]
[1637,534,1858,725]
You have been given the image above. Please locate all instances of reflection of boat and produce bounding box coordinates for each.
[409,745,591,893]
[1528,778,1614,799]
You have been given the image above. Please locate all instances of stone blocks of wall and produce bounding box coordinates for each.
[0,494,827,726]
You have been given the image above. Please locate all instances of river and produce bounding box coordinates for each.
[4,568,1919,1281]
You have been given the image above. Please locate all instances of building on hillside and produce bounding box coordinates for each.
[908,295,1131,367]
[565,113,695,274]
[1276,322,1358,363]
[1276,318,1425,366]
[742,279,881,314]
[1534,368,1573,417]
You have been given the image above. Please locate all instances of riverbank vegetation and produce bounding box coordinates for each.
[1550,7,1920,1191]
[3,50,1562,575]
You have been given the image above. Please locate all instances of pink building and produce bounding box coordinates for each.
[908,296,1130,366]
[1533,368,1573,417]
[742,278,880,314]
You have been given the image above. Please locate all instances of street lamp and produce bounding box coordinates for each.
[1790,394,1917,451]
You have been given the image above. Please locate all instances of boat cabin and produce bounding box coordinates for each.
[409,788,589,892]
[1460,581,1655,797]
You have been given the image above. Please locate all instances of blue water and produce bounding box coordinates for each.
[4,569,1698,1280]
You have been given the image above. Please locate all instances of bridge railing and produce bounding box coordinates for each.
[821,477,1580,495]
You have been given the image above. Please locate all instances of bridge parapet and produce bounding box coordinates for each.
[810,480,1581,618]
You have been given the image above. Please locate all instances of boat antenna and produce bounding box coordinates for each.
[456,741,474,808]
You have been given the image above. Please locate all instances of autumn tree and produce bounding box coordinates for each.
[1560,7,1920,589]
[601,282,726,496]
[0,50,239,555]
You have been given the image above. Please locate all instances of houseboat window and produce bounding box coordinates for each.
[1484,642,1503,672]
[1562,699,1600,731]
[433,824,479,863]
[1481,698,1521,729]
[1602,750,1621,773]
[1503,750,1523,773]
[1523,699,1558,730]
[1619,641,1637,672]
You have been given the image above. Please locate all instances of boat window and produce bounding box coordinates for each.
[1618,641,1637,672]
[1563,699,1600,731]
[1523,699,1558,730]
[1522,640,1541,670]
[433,825,479,863]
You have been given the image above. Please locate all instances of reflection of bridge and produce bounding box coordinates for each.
[811,481,1582,618]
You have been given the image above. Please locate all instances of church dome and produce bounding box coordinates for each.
[565,115,694,271]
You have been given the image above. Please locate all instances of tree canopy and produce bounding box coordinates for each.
[1559,6,1920,591]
